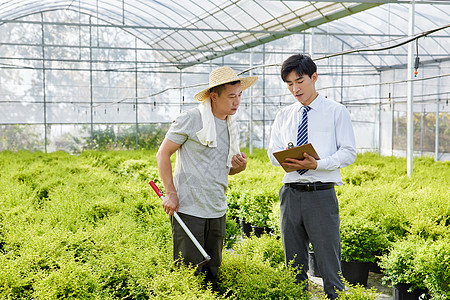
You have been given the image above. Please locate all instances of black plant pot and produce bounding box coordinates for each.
[240,219,252,238]
[369,253,383,274]
[369,260,383,274]
[393,283,428,300]
[251,225,271,238]
[308,251,321,277]
[341,261,370,286]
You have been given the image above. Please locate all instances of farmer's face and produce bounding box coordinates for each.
[211,82,242,120]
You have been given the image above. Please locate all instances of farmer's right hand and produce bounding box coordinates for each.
[162,192,179,216]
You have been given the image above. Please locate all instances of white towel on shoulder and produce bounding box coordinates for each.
[196,98,240,167]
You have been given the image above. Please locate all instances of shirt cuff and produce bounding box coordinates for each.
[316,158,326,170]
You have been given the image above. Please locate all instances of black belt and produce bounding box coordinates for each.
[285,182,335,192]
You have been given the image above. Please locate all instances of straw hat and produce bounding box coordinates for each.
[194,66,258,102]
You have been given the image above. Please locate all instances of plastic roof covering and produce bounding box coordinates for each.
[0,0,449,155]
[0,0,388,68]
[306,2,450,70]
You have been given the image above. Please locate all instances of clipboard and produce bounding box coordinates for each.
[273,143,320,173]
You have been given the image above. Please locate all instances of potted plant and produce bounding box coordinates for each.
[226,186,252,237]
[414,238,450,300]
[267,202,281,239]
[379,238,429,300]
[238,187,277,238]
[225,185,243,222]
[340,217,390,286]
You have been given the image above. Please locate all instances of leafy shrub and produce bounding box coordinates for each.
[0,255,34,299]
[1,149,449,299]
[225,216,240,249]
[145,264,218,299]
[413,238,450,300]
[84,124,169,151]
[267,201,281,237]
[342,165,380,186]
[380,236,450,299]
[118,159,148,176]
[340,218,390,263]
[33,261,98,299]
[225,186,244,221]
[336,276,380,300]
[232,235,285,267]
[218,238,308,300]
[237,186,279,228]
[379,237,428,291]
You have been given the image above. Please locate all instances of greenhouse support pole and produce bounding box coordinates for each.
[89,17,94,150]
[40,13,48,153]
[435,66,441,161]
[378,72,382,154]
[262,44,266,148]
[309,27,314,58]
[135,37,138,150]
[435,100,440,161]
[249,49,254,155]
[180,70,183,113]
[406,0,416,176]
[420,105,424,156]
[391,88,394,156]
[340,42,344,104]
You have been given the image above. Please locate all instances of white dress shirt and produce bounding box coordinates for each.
[267,94,356,185]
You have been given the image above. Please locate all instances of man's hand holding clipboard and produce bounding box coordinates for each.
[273,143,320,173]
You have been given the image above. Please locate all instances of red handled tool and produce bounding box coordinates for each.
[149,180,211,267]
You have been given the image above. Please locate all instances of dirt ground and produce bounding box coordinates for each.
[309,272,393,299]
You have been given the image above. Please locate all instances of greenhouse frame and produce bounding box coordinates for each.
[1,0,449,171]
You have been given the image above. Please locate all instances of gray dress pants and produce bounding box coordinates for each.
[171,212,226,290]
[279,184,345,300]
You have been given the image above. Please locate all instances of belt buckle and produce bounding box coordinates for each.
[306,183,313,191]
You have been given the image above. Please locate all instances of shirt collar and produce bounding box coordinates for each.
[295,93,323,112]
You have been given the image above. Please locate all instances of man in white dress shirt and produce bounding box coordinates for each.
[267,54,356,299]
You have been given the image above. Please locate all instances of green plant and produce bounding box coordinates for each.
[342,165,380,186]
[412,238,450,300]
[336,276,380,300]
[225,216,239,249]
[340,218,390,263]
[232,235,285,267]
[1,149,449,299]
[33,261,98,300]
[225,186,244,221]
[218,236,308,299]
[379,237,428,291]
[267,201,281,237]
[237,187,278,228]
[83,124,169,150]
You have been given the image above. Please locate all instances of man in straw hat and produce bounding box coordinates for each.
[267,54,356,299]
[156,66,257,289]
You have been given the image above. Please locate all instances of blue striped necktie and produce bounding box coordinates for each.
[297,105,311,175]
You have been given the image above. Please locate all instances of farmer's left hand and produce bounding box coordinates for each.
[230,152,247,175]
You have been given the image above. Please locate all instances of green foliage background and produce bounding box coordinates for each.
[0,149,448,299]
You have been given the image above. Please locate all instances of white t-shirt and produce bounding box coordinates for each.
[166,107,230,218]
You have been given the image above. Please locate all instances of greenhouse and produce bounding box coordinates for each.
[0,0,449,299]
[1,0,449,161]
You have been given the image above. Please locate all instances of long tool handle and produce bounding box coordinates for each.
[149,181,211,262]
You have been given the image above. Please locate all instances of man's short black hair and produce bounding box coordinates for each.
[281,54,317,82]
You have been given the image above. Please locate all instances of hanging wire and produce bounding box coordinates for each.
[109,24,450,107]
